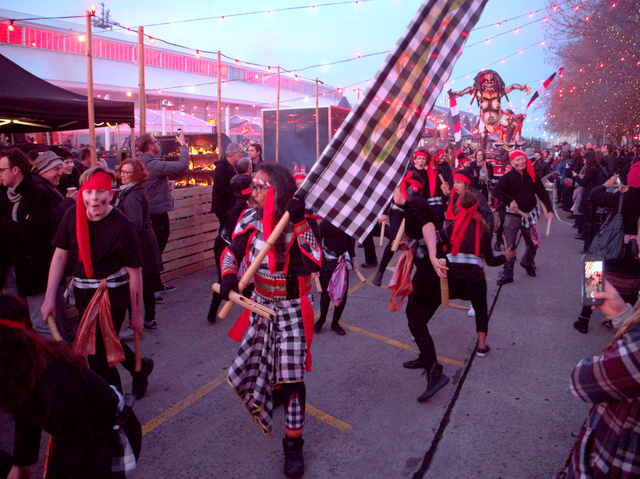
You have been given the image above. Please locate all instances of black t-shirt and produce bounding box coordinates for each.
[54,206,142,279]
[404,195,441,239]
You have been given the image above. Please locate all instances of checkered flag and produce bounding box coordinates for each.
[297,0,488,241]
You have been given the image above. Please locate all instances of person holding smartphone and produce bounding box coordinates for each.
[564,281,640,478]
[573,163,640,334]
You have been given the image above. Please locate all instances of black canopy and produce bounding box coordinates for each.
[0,53,134,133]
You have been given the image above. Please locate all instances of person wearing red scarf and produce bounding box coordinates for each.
[40,167,154,399]
[439,191,514,356]
[492,149,554,285]
[388,172,450,402]
[219,163,322,478]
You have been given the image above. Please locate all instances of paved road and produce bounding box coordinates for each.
[1,209,613,478]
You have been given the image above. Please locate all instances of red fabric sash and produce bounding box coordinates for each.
[72,279,125,368]
[445,193,458,221]
[427,163,437,198]
[450,203,481,257]
[387,248,414,311]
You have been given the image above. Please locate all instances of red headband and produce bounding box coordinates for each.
[414,152,428,159]
[399,172,423,200]
[77,172,113,278]
[509,150,536,180]
[0,319,26,330]
[452,172,471,185]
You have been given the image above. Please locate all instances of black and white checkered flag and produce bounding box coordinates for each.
[297,0,488,241]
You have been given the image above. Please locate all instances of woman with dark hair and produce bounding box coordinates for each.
[219,163,322,478]
[0,294,141,479]
[568,148,607,251]
[573,163,640,334]
[116,159,163,333]
[468,148,494,201]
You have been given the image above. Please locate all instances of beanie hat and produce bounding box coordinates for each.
[35,151,63,174]
[628,161,640,188]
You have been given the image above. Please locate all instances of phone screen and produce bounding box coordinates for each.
[583,257,604,306]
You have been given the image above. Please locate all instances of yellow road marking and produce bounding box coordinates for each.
[142,372,227,435]
[306,404,352,430]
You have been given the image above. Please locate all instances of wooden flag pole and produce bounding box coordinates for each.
[86,10,97,167]
[217,51,222,158]
[138,27,146,135]
[218,212,291,319]
[379,221,386,247]
[391,219,405,252]
[314,274,322,293]
[439,258,449,308]
[276,66,280,163]
[539,202,551,237]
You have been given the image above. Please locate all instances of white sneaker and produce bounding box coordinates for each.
[467,307,475,317]
[119,328,135,341]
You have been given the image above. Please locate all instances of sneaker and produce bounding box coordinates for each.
[132,358,154,399]
[403,356,427,369]
[496,276,513,286]
[144,319,158,330]
[331,324,346,336]
[161,284,177,293]
[119,328,135,342]
[467,307,475,317]
[417,363,449,402]
[476,345,491,357]
[361,261,378,269]
[154,293,165,304]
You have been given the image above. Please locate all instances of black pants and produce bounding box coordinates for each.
[407,264,490,369]
[376,208,404,274]
[362,223,383,265]
[151,212,170,254]
[209,235,228,314]
[318,260,349,325]
[75,284,136,392]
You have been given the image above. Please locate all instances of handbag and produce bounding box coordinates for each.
[589,192,625,261]
[562,177,574,188]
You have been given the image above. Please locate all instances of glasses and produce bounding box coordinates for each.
[250,183,270,193]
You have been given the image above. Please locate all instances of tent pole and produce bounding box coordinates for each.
[86,10,97,167]
[138,27,146,136]
[276,66,280,163]
[217,51,222,159]
[316,78,319,160]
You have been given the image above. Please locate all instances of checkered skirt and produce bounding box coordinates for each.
[228,293,309,434]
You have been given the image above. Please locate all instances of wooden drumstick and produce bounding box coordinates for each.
[391,219,405,253]
[314,274,322,293]
[134,332,142,372]
[379,221,386,247]
[439,258,449,308]
[46,315,63,342]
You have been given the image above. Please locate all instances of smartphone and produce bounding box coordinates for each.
[582,255,605,306]
[177,128,182,136]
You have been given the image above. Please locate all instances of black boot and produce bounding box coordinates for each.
[372,270,384,287]
[573,316,590,334]
[207,294,222,323]
[417,362,449,402]
[283,436,304,478]
[314,319,325,333]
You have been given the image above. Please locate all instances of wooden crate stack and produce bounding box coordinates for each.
[160,186,219,282]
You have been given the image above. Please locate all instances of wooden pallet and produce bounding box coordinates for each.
[160,186,219,282]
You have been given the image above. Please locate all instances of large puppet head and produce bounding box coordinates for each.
[471,70,507,102]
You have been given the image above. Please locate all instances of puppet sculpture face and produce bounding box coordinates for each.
[480,73,497,95]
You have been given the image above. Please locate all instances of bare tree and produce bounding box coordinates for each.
[544,0,640,144]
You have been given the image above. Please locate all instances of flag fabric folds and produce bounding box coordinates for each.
[297,0,489,242]
[523,66,564,115]
[449,89,462,152]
